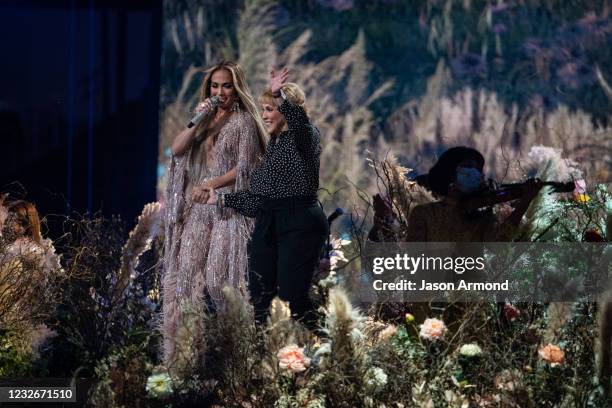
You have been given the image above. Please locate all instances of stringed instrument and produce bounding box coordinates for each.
[461,179,575,214]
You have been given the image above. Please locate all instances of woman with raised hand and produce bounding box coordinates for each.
[207,67,328,329]
[162,61,266,364]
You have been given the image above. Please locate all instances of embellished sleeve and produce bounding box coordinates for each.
[224,190,263,218]
[163,151,189,274]
[223,112,264,218]
[278,99,317,154]
[234,113,262,191]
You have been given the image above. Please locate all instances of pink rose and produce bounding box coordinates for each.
[277,344,311,373]
[419,318,447,341]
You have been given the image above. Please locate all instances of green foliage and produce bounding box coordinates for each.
[0,330,34,378]
[391,324,427,360]
[88,341,155,408]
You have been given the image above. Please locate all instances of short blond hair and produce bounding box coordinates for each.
[259,82,309,116]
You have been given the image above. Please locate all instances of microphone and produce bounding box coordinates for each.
[187,96,220,128]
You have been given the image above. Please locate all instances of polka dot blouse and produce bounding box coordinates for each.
[224,98,321,217]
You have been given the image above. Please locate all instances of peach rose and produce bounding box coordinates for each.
[419,318,447,341]
[277,344,311,373]
[538,344,564,366]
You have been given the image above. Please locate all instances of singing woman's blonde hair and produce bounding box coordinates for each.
[195,61,267,150]
[259,82,309,116]
[186,61,268,192]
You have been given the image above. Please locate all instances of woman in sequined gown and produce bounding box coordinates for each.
[162,61,267,364]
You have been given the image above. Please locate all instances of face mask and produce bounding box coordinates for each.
[455,167,483,194]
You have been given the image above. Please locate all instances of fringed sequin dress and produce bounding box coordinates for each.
[161,110,261,364]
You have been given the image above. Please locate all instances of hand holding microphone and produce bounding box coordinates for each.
[187,96,220,128]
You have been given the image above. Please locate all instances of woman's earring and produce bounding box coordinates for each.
[231,100,240,112]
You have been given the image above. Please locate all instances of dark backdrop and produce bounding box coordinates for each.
[0,0,162,236]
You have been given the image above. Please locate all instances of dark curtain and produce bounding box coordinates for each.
[0,0,162,236]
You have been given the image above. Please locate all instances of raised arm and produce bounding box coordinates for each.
[171,127,197,156]
[171,98,216,156]
[277,99,315,152]
[277,98,309,132]
[269,66,314,152]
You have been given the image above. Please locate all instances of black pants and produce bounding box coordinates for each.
[248,197,328,328]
